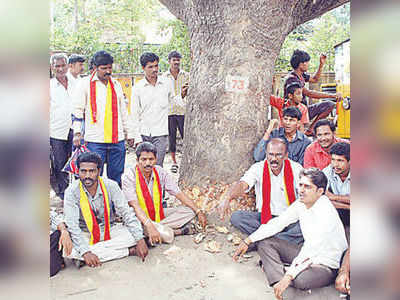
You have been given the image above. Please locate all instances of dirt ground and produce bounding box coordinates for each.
[50,150,341,300]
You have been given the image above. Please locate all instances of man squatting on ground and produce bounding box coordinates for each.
[233,168,348,300]
[64,152,148,267]
[219,138,304,247]
[122,142,207,245]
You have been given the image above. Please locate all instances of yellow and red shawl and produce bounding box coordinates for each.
[261,159,296,224]
[135,165,165,222]
[79,177,111,245]
[89,72,119,143]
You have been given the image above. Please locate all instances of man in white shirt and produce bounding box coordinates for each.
[72,50,135,186]
[67,54,85,83]
[163,51,189,173]
[131,52,175,167]
[233,168,348,300]
[50,53,74,200]
[218,138,304,245]
[67,54,86,143]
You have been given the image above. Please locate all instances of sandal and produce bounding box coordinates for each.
[181,223,196,235]
[171,164,179,173]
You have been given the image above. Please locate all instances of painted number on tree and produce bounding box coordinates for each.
[225,75,249,93]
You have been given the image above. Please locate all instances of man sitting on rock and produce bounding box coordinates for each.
[64,152,148,267]
[122,142,207,245]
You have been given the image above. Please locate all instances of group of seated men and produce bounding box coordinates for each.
[50,48,350,300]
[51,142,207,274]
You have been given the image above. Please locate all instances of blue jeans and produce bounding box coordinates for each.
[230,210,304,245]
[86,141,125,186]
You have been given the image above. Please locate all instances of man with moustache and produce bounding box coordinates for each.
[50,53,74,200]
[163,51,189,173]
[304,119,349,170]
[122,142,207,245]
[219,138,304,246]
[233,168,348,299]
[131,52,176,167]
[72,50,135,186]
[254,107,311,166]
[64,152,148,267]
[323,142,350,239]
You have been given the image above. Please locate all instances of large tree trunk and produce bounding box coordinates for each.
[160,0,349,187]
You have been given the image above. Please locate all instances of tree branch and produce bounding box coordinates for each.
[292,0,350,27]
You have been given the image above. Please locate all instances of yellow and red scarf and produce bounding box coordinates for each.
[89,71,119,143]
[135,165,165,222]
[79,177,111,245]
[261,159,296,224]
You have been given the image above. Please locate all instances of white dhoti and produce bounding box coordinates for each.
[144,206,196,244]
[66,224,137,262]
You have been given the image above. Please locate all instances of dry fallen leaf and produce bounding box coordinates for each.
[204,240,221,253]
[215,226,229,234]
[193,232,206,244]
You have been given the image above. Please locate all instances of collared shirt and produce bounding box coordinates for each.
[240,159,303,215]
[50,77,73,140]
[323,165,350,196]
[249,195,348,278]
[131,76,175,139]
[163,69,190,115]
[253,128,311,165]
[64,177,144,256]
[270,95,309,126]
[122,165,181,203]
[71,73,133,143]
[304,138,350,170]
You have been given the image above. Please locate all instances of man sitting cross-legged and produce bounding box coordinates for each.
[218,138,304,248]
[64,152,148,268]
[122,142,207,245]
[233,168,348,300]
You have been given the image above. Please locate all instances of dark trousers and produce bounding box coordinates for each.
[230,210,304,245]
[50,130,73,199]
[168,115,184,153]
[50,230,64,277]
[258,237,337,289]
[308,101,335,120]
[86,140,125,186]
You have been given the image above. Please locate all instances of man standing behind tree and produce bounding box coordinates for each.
[72,50,136,186]
[284,50,342,136]
[131,52,176,167]
[163,51,189,173]
[50,53,74,200]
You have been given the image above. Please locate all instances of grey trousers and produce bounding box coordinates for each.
[141,135,168,167]
[258,237,337,290]
[230,211,304,245]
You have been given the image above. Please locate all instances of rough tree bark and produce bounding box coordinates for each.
[159,0,349,187]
